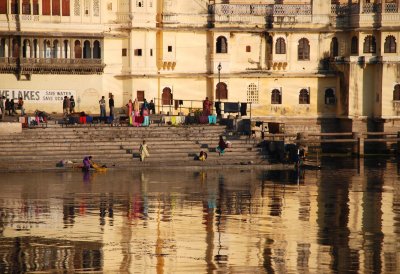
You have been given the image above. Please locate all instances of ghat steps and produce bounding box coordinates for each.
[0,124,267,170]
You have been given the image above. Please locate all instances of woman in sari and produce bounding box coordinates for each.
[126,99,133,124]
[132,98,141,127]
[203,97,212,116]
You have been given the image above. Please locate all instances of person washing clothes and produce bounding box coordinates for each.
[139,140,150,161]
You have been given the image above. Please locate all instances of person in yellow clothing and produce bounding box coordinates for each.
[199,151,207,161]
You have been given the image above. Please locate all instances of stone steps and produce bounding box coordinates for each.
[0,123,266,170]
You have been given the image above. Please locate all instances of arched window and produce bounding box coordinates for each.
[393,84,400,101]
[53,40,59,58]
[22,39,30,58]
[330,37,339,57]
[74,40,82,58]
[33,39,38,58]
[351,36,358,55]
[93,40,101,59]
[275,38,286,54]
[384,36,396,53]
[0,39,5,57]
[162,87,173,105]
[216,36,228,53]
[363,35,376,53]
[216,82,228,100]
[12,39,19,58]
[325,88,336,105]
[63,40,69,58]
[62,0,70,16]
[298,38,310,60]
[271,89,282,104]
[44,40,51,58]
[83,40,91,59]
[299,89,310,104]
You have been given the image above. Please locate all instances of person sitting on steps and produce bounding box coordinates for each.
[216,136,227,156]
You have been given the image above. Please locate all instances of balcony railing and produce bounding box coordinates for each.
[209,4,311,16]
[0,57,105,74]
[332,3,398,15]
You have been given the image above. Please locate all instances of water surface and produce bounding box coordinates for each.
[0,158,399,273]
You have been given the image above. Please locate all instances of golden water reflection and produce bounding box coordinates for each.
[0,158,399,273]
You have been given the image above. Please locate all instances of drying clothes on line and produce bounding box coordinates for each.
[215,101,221,116]
[208,115,217,124]
[179,100,183,105]
[224,102,240,113]
[240,103,247,116]
[174,100,179,110]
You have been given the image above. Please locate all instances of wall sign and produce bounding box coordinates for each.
[0,89,77,102]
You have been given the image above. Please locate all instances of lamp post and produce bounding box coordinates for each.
[217,62,222,102]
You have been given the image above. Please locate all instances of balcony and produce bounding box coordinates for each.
[0,57,105,75]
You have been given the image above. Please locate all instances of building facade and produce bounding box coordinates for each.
[1,0,400,131]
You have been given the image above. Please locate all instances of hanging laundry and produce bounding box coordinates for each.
[240,103,247,116]
[224,102,239,113]
[174,100,179,110]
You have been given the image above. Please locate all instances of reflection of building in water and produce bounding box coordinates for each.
[0,237,102,272]
[0,167,400,272]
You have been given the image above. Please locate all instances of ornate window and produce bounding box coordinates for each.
[384,36,396,53]
[330,37,339,57]
[33,39,38,58]
[325,88,336,105]
[12,39,19,58]
[393,84,400,101]
[247,83,259,104]
[84,0,89,15]
[74,40,82,58]
[162,87,173,105]
[363,35,376,53]
[216,82,228,100]
[93,0,99,16]
[298,38,310,60]
[271,89,282,104]
[351,36,358,55]
[275,38,286,54]
[63,40,69,58]
[93,40,101,59]
[22,40,30,58]
[299,89,310,104]
[83,40,91,59]
[74,0,80,16]
[53,40,59,58]
[44,40,51,58]
[216,36,228,54]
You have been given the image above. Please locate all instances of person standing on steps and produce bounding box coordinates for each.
[63,96,69,117]
[109,95,115,119]
[99,96,106,118]
[69,96,75,113]
[139,140,150,162]
[203,97,212,116]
